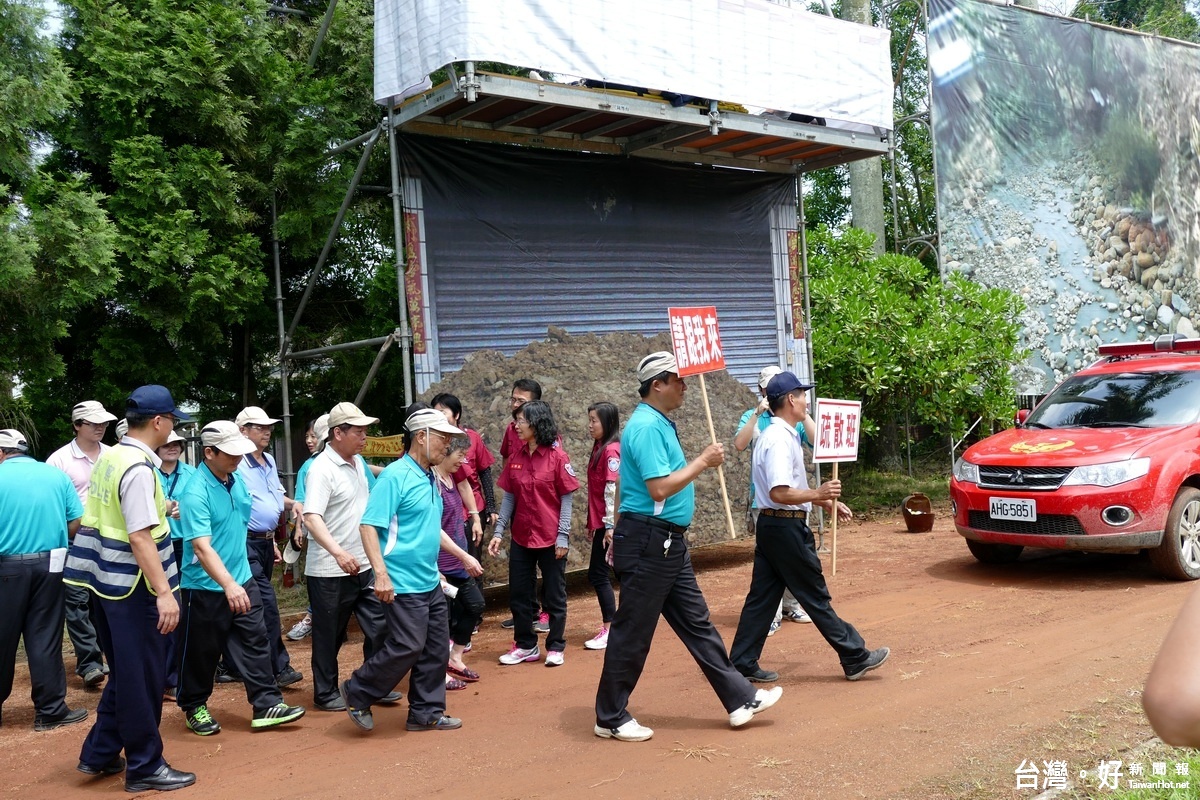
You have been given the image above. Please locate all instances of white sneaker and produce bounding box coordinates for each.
[594,718,654,742]
[584,626,609,650]
[784,609,812,624]
[286,616,312,641]
[767,619,781,637]
[729,686,783,728]
[498,644,540,665]
[545,650,564,667]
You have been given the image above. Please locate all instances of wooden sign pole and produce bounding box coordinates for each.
[831,461,839,575]
[699,373,738,540]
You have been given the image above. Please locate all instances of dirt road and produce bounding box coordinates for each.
[2,513,1188,799]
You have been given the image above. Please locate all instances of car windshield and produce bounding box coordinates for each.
[1025,370,1200,429]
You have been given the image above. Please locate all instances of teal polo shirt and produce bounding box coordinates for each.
[296,452,376,502]
[619,403,694,527]
[158,461,197,539]
[178,463,253,592]
[361,454,442,594]
[0,455,83,554]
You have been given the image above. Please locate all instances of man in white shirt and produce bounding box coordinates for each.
[47,400,117,688]
[302,402,396,712]
[728,371,889,683]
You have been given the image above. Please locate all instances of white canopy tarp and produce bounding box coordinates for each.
[375,0,893,132]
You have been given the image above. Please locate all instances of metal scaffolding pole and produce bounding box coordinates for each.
[387,105,415,406]
[271,197,295,492]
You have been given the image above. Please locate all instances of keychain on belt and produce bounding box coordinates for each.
[663,533,672,557]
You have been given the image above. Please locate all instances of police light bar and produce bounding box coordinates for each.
[1098,334,1200,357]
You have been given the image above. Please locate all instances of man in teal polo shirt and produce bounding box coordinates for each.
[0,429,88,733]
[594,352,783,743]
[175,421,305,736]
[338,409,482,733]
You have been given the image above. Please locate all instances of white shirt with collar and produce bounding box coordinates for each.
[751,416,812,512]
[47,439,110,505]
[302,445,371,578]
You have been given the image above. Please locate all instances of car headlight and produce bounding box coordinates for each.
[953,458,980,484]
[1062,457,1151,487]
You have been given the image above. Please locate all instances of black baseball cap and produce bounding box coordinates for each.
[127,385,193,421]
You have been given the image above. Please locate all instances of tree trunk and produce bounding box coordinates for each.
[842,0,887,254]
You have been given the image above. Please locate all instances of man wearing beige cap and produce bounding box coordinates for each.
[338,408,482,733]
[230,406,302,687]
[593,352,782,743]
[175,421,306,737]
[302,403,393,712]
[48,400,117,688]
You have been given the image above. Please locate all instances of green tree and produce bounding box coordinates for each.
[1072,0,1200,41]
[807,226,1025,465]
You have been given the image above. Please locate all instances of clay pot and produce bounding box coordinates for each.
[902,492,935,533]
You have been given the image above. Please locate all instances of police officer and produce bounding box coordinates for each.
[728,371,889,683]
[65,386,196,792]
[593,352,783,743]
[0,429,88,732]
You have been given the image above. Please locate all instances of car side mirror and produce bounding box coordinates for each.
[1014,408,1030,426]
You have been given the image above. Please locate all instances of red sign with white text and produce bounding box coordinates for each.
[813,399,862,463]
[668,306,726,377]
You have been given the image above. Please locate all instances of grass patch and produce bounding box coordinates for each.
[832,464,951,517]
[1056,742,1199,799]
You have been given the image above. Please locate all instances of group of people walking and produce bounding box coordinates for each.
[0,350,890,792]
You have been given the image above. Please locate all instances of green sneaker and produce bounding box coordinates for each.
[184,705,221,736]
[251,702,306,729]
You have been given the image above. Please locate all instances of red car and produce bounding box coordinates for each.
[950,335,1200,580]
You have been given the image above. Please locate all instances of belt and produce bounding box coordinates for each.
[247,530,276,540]
[621,512,689,535]
[0,551,51,563]
[760,508,808,521]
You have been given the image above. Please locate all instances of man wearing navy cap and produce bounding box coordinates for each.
[0,429,88,732]
[593,352,782,743]
[66,385,196,792]
[728,371,889,684]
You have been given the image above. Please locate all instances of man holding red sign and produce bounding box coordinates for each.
[593,351,782,743]
[728,371,889,683]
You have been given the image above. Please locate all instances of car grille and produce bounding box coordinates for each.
[968,511,1085,536]
[977,466,1073,491]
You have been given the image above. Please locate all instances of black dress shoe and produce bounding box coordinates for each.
[314,697,347,712]
[34,707,88,731]
[380,690,403,704]
[125,764,196,793]
[78,756,127,776]
[742,667,780,683]
[275,667,303,688]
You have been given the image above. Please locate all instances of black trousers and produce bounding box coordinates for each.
[177,582,282,713]
[308,571,387,706]
[508,541,567,652]
[588,528,617,623]
[0,553,69,722]
[245,535,290,674]
[343,588,448,726]
[64,528,104,677]
[79,582,169,782]
[729,514,870,675]
[595,517,754,729]
[445,574,485,646]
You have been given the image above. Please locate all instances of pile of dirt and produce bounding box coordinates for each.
[419,329,759,584]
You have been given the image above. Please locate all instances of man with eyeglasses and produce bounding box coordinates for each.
[593,352,782,743]
[229,406,303,689]
[337,409,482,733]
[48,400,118,689]
[65,385,197,792]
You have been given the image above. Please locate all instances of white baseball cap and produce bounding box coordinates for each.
[313,413,330,444]
[201,420,258,456]
[72,400,118,424]
[0,429,29,451]
[758,366,783,391]
[404,408,464,435]
[115,419,129,439]
[235,406,281,427]
[637,351,678,382]
[164,430,186,445]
